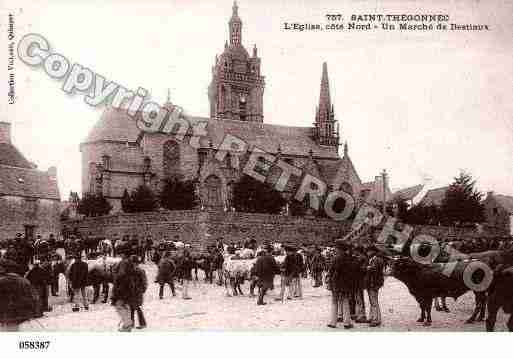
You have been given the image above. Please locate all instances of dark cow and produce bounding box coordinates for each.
[390,257,472,326]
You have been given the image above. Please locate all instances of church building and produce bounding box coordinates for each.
[81,3,380,213]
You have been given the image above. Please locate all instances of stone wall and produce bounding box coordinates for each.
[62,210,506,250]
[62,210,352,248]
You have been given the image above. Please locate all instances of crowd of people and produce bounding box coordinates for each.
[1,229,513,332]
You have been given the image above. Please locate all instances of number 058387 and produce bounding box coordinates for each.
[18,341,50,350]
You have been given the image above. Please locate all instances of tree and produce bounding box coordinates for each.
[129,185,158,212]
[160,178,198,210]
[77,192,112,217]
[440,171,485,226]
[404,203,442,225]
[389,197,410,222]
[232,175,286,214]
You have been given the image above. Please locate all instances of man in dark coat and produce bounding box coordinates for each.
[275,245,297,301]
[129,255,147,329]
[25,259,51,314]
[157,251,176,299]
[180,250,194,300]
[111,245,137,331]
[327,241,357,329]
[50,253,66,296]
[253,245,280,305]
[311,247,325,287]
[68,255,89,312]
[365,245,385,327]
[0,259,41,331]
[352,245,368,323]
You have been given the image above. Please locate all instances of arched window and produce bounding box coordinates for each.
[163,140,179,178]
[205,175,222,208]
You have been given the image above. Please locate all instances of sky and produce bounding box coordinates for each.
[2,0,512,198]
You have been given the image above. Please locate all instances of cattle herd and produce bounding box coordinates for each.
[1,230,513,331]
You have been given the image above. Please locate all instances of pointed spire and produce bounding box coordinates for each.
[166,88,171,103]
[319,62,331,117]
[344,141,348,157]
[229,1,242,45]
[253,44,257,57]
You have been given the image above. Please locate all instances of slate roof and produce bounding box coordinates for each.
[84,107,142,143]
[392,184,424,201]
[0,143,33,168]
[0,165,60,200]
[83,107,341,159]
[494,194,513,213]
[419,186,449,207]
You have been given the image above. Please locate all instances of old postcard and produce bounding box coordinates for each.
[1,0,512,352]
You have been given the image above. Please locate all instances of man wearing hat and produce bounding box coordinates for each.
[68,254,89,312]
[365,245,385,327]
[111,243,138,331]
[25,258,52,314]
[311,246,325,288]
[327,240,357,329]
[253,244,280,305]
[275,244,292,301]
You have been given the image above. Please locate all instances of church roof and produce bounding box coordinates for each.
[0,165,60,200]
[196,117,340,159]
[84,107,142,143]
[0,143,33,168]
[83,107,340,159]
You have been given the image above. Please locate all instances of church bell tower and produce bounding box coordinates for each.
[208,2,265,122]
[313,62,339,147]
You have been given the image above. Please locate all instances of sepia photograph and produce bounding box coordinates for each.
[1,0,512,350]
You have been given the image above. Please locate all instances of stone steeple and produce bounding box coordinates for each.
[229,1,242,45]
[208,2,265,122]
[313,62,338,147]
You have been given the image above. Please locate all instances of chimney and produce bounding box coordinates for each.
[0,121,11,144]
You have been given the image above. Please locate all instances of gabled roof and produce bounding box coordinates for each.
[83,107,341,159]
[419,186,449,207]
[494,194,513,213]
[0,143,33,168]
[0,165,60,200]
[392,184,424,201]
[360,178,393,204]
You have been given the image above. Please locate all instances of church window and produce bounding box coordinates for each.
[198,149,208,168]
[239,94,247,121]
[163,140,180,178]
[205,175,223,208]
[102,155,110,170]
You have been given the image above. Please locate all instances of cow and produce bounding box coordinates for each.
[389,257,472,326]
[486,266,513,331]
[64,255,121,303]
[222,255,255,296]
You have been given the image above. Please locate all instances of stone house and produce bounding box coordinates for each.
[0,121,61,240]
[482,191,513,235]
